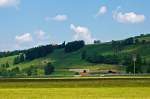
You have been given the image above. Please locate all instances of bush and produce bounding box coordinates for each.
[9,67,20,77]
[0,67,8,77]
[86,54,105,64]
[26,66,38,76]
[44,63,55,75]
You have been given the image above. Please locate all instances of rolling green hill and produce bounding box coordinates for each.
[0,34,150,76]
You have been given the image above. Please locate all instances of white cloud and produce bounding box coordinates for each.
[0,0,20,8]
[15,33,33,43]
[34,30,52,46]
[70,24,95,44]
[52,14,68,21]
[96,6,107,16]
[113,11,146,24]
[35,30,46,40]
[14,30,52,50]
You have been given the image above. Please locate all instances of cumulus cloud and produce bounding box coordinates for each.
[34,29,53,46]
[0,0,20,8]
[15,33,33,43]
[70,24,95,44]
[96,6,107,16]
[14,30,52,50]
[35,30,46,40]
[52,14,68,21]
[113,11,146,24]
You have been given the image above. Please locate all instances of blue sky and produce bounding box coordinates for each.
[0,0,149,51]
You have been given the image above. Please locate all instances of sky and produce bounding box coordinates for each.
[0,0,149,51]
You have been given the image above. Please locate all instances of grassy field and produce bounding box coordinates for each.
[1,87,150,99]
[1,78,150,88]
[0,78,150,99]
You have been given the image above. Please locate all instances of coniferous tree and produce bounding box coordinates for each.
[5,62,9,68]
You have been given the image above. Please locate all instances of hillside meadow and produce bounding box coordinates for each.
[0,41,150,76]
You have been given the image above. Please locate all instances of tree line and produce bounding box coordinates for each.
[81,50,149,73]
[65,40,85,53]
[13,40,85,64]
[0,62,54,77]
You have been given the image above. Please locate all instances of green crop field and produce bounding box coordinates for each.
[1,87,150,99]
[0,78,150,99]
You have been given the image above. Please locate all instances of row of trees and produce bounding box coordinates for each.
[123,54,148,73]
[81,50,149,73]
[0,41,66,59]
[0,62,10,68]
[0,50,24,58]
[25,45,54,60]
[5,40,84,66]
[112,36,147,47]
[0,61,55,77]
[0,62,10,76]
[83,51,120,65]
[12,40,85,65]
[25,63,54,76]
[13,42,67,64]
[0,66,20,77]
[13,53,25,64]
[24,40,85,59]
[111,37,148,55]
